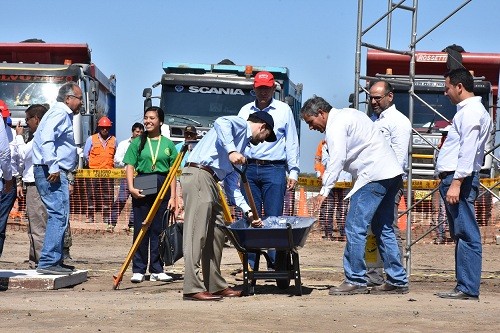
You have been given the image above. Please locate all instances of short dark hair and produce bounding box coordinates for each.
[300,95,332,118]
[25,104,48,120]
[445,68,474,92]
[131,122,144,132]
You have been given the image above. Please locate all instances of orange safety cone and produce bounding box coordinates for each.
[297,187,308,217]
[397,195,407,231]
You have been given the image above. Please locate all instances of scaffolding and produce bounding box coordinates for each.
[352,0,500,274]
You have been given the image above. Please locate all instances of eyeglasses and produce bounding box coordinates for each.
[68,95,83,101]
[369,93,387,102]
[25,116,34,122]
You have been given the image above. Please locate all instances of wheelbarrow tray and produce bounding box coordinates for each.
[221,216,316,296]
[227,216,316,250]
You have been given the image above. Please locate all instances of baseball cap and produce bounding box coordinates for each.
[250,111,277,142]
[0,100,10,118]
[184,125,197,135]
[254,71,275,88]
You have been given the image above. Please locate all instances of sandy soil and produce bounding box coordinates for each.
[0,226,499,333]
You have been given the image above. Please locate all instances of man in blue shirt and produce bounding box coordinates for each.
[180,111,276,301]
[33,82,81,275]
[237,71,300,269]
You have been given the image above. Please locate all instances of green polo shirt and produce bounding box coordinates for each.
[123,135,178,174]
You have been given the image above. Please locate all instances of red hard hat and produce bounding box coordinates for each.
[0,100,10,118]
[97,116,112,127]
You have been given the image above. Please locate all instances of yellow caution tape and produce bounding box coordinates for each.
[298,176,500,190]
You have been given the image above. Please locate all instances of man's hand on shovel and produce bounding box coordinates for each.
[232,161,263,228]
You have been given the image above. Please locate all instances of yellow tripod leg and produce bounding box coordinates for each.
[217,183,252,272]
[113,144,187,289]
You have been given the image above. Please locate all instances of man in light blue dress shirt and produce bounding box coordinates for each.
[33,82,81,275]
[180,111,276,301]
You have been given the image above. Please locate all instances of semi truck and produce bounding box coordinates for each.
[0,40,116,167]
[142,60,303,144]
[365,49,500,178]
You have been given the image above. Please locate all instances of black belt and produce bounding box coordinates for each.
[246,158,286,165]
[24,182,36,186]
[438,171,454,180]
[186,162,220,182]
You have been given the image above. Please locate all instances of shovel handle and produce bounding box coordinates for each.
[232,163,259,220]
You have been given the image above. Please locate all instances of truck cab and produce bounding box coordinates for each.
[143,61,302,144]
[0,41,116,167]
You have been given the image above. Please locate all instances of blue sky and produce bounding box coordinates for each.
[4,0,500,173]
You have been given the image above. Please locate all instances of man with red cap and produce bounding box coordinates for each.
[83,116,116,229]
[237,71,300,270]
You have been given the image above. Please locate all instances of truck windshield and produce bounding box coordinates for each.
[0,81,64,108]
[392,92,456,129]
[160,84,256,121]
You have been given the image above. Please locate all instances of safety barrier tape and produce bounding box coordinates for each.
[297,176,500,190]
[74,169,499,190]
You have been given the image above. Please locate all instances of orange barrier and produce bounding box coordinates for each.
[297,187,308,217]
[397,195,408,231]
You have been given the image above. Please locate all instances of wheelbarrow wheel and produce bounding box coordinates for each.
[275,250,291,290]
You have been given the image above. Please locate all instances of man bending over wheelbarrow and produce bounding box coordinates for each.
[180,111,277,301]
[301,95,409,295]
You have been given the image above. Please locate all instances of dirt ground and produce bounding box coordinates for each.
[0,225,499,333]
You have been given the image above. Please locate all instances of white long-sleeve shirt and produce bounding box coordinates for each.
[321,108,403,198]
[238,98,300,180]
[372,104,412,172]
[114,138,132,168]
[435,96,492,178]
[16,135,35,183]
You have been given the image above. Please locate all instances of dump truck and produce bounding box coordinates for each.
[366,49,500,178]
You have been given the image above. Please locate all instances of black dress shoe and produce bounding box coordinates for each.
[60,263,76,271]
[437,290,478,300]
[183,291,223,301]
[370,282,409,294]
[329,282,368,295]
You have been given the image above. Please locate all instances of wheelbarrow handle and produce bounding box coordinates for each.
[232,163,259,220]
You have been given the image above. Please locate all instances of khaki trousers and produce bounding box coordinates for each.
[180,166,227,295]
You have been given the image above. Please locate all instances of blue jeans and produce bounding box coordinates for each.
[34,165,69,268]
[343,175,408,286]
[110,178,133,226]
[0,182,17,256]
[242,163,287,269]
[439,172,481,296]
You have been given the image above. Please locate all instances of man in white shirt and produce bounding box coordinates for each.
[301,95,408,295]
[109,122,144,231]
[366,80,412,286]
[15,104,49,268]
[434,68,492,300]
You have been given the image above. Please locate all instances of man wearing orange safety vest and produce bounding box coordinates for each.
[83,116,116,227]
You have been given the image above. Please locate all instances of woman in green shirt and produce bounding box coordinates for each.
[123,106,178,283]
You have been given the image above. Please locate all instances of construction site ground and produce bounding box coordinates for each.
[1,214,499,333]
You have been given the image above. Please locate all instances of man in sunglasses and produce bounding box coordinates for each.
[366,80,412,287]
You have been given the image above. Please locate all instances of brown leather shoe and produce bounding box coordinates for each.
[213,287,243,297]
[370,282,409,294]
[329,281,368,295]
[183,291,223,301]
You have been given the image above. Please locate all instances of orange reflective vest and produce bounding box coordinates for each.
[88,134,116,169]
[314,140,326,177]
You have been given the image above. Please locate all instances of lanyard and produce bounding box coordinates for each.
[147,136,162,171]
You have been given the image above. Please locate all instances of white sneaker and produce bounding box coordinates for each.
[150,272,173,282]
[130,273,144,283]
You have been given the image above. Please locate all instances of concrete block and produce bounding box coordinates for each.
[0,269,87,290]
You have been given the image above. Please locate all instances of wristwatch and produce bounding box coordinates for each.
[244,210,251,218]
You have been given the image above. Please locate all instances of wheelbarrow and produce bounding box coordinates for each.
[219,216,316,296]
